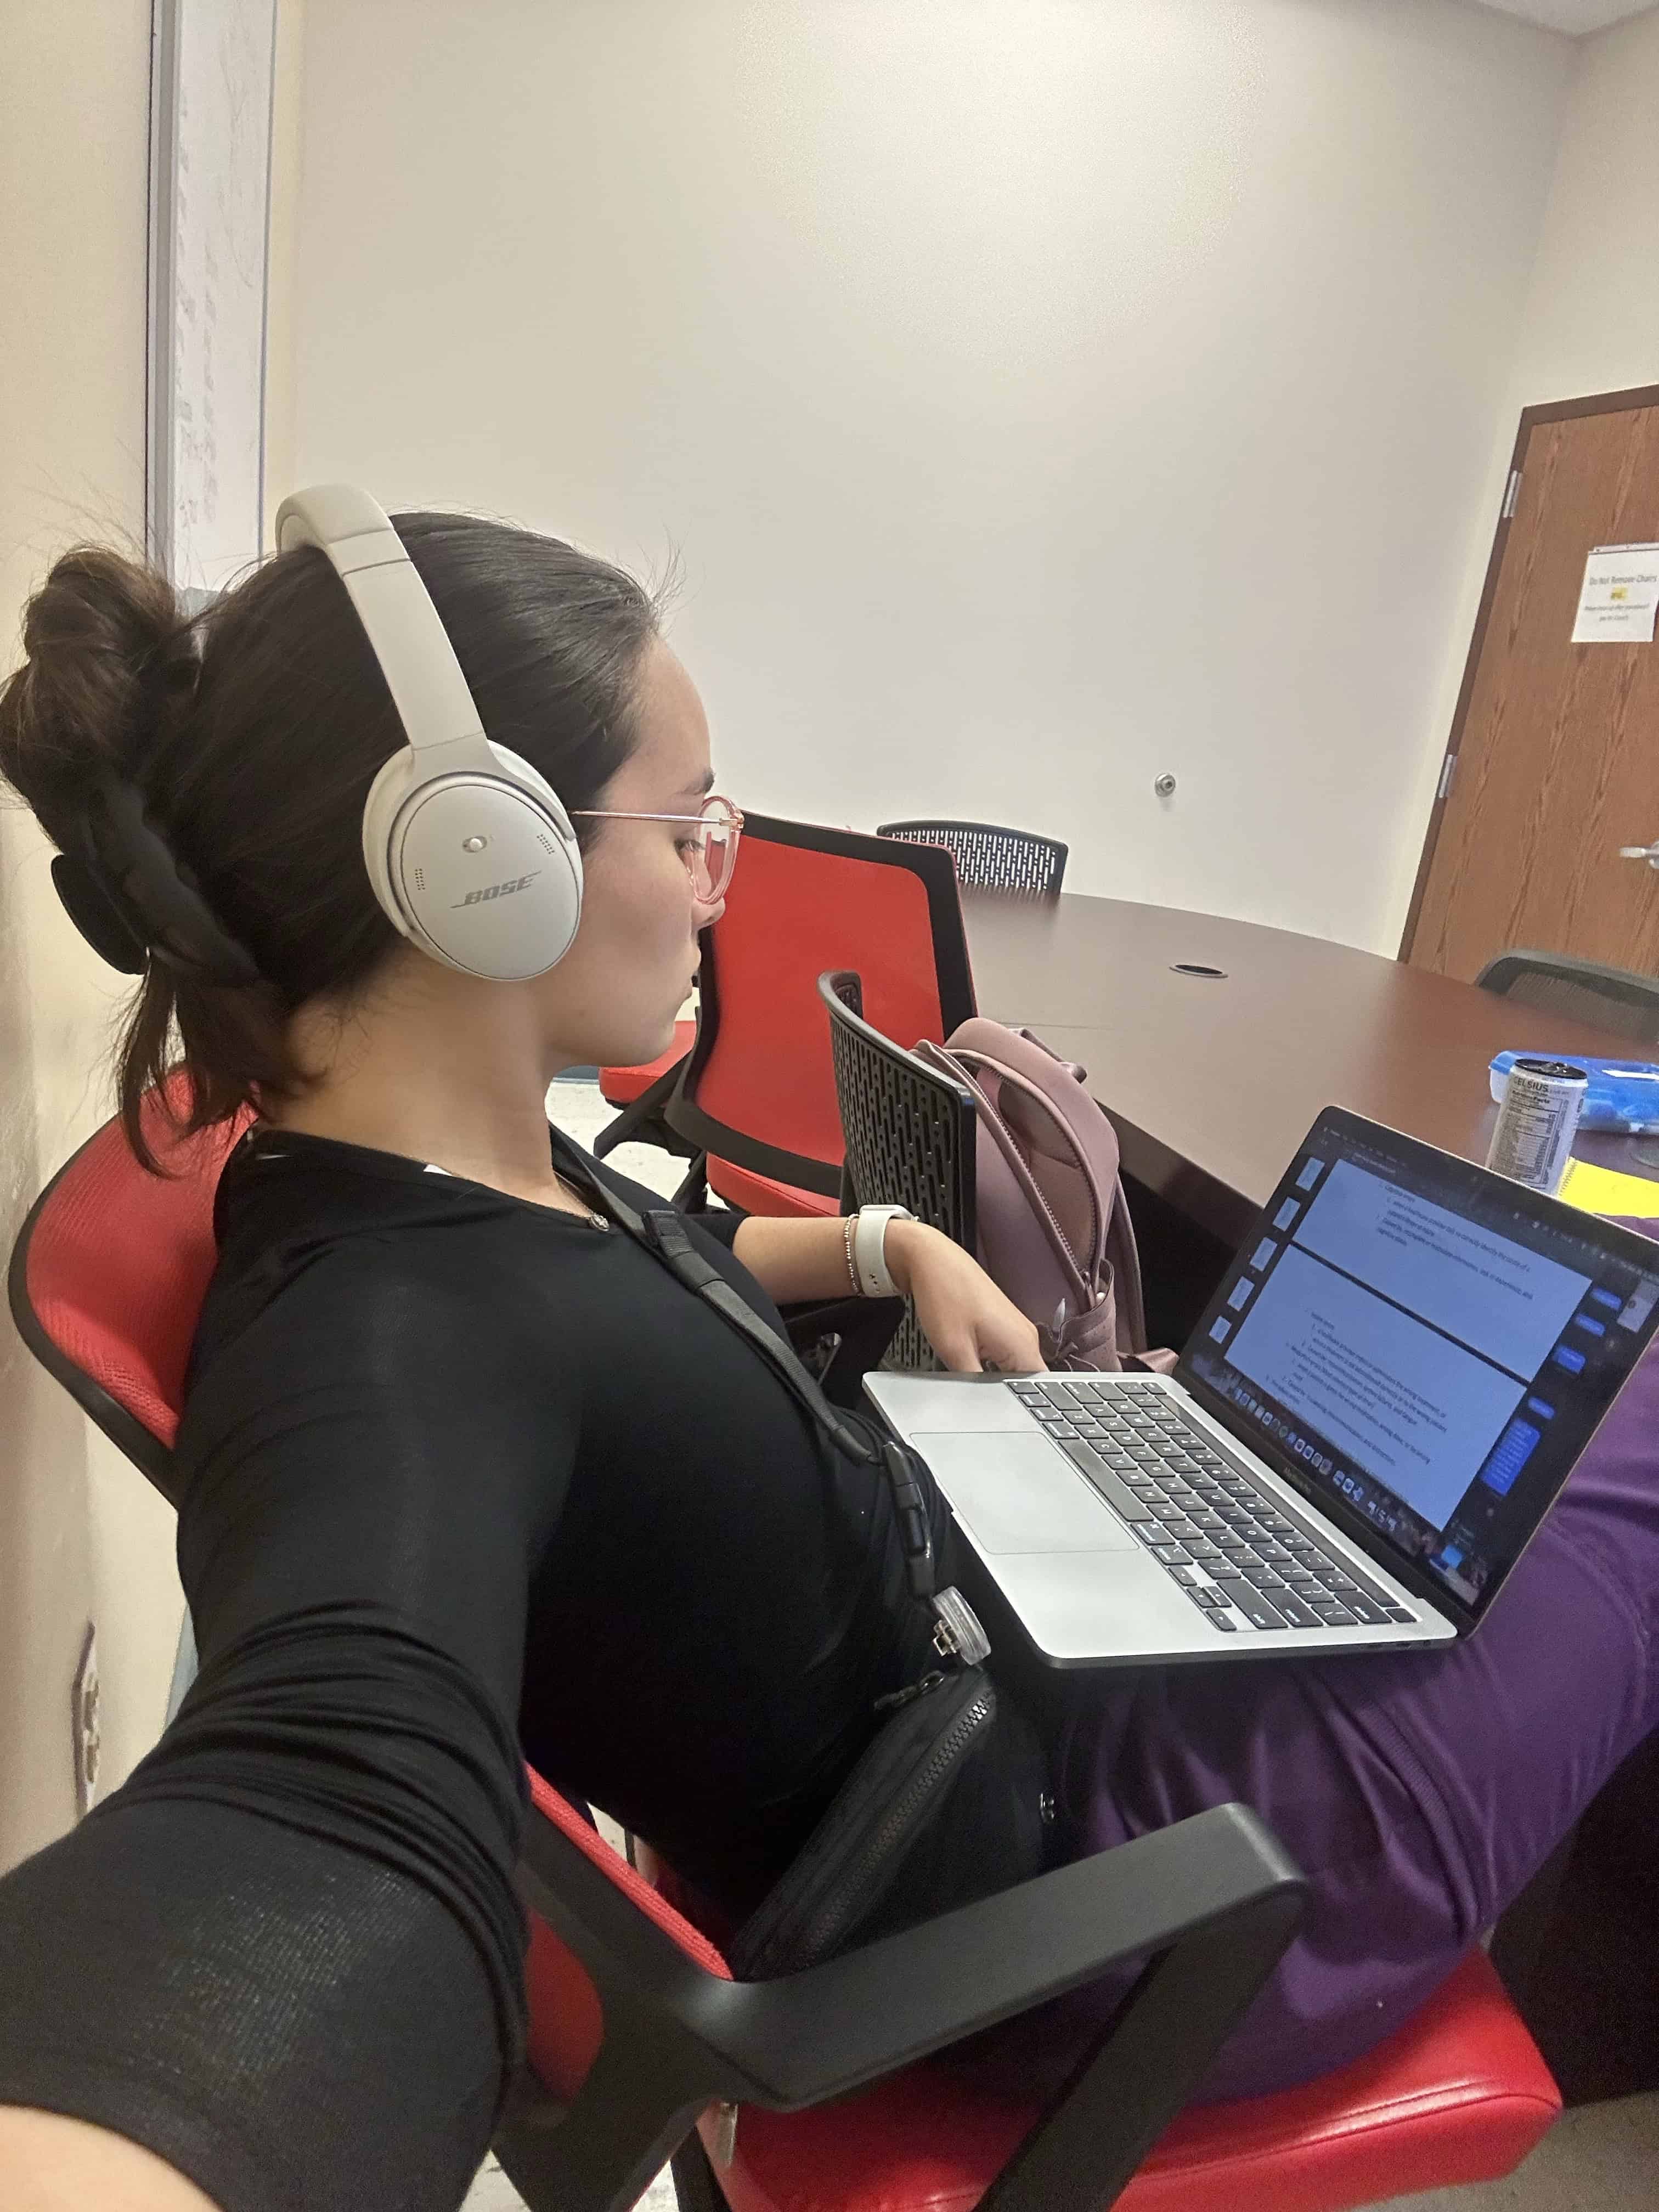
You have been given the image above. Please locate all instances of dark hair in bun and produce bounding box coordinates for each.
[1,515,661,1168]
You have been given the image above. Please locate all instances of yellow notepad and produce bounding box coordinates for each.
[1558,1158,1659,1218]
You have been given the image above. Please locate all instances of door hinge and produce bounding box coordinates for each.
[1501,469,1521,521]
[1437,752,1459,803]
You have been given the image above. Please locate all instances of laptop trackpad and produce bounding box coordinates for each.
[915,1432,1139,1555]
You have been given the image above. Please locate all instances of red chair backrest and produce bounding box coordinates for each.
[679,816,976,1193]
[10,1082,250,1491]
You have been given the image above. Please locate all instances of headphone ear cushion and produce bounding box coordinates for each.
[361,748,415,940]
[488,743,571,826]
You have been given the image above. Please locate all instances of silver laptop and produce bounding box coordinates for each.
[865,1107,1659,1667]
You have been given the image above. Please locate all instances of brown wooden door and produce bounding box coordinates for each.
[1402,386,1659,984]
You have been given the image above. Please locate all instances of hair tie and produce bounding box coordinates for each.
[52,776,259,986]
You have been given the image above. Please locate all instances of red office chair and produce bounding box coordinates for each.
[658,815,977,1219]
[10,1094,1563,2212]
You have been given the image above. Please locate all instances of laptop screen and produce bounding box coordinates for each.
[1178,1108,1659,1621]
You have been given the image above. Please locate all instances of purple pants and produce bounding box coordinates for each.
[1053,1322,1659,2102]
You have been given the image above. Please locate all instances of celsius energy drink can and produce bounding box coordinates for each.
[1486,1058,1588,1195]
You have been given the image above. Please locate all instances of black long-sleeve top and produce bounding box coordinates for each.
[0,1126,941,2210]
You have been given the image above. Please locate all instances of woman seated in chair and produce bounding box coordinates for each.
[0,510,1655,2212]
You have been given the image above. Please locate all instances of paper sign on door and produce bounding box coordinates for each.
[1572,543,1659,644]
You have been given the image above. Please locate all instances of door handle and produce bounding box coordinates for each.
[1618,841,1659,870]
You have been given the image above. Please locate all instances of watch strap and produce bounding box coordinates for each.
[852,1205,913,1299]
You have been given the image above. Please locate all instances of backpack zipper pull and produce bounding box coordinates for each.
[873,1668,946,1714]
[711,2101,740,2168]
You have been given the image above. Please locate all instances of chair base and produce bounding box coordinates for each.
[595,1030,699,1164]
[672,2137,729,2211]
[599,1023,697,1109]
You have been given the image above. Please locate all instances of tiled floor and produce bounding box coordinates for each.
[466,2151,677,2209]
[494,1086,1659,2212]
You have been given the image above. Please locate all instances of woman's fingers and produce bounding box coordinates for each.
[894,1224,1047,1376]
[975,1312,1046,1375]
[917,1295,1043,1376]
[929,1324,983,1374]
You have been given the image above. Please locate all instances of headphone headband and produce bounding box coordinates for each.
[275,487,489,761]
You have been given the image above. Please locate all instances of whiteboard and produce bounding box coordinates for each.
[147,0,278,598]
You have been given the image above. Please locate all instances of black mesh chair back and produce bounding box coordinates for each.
[877,819,1067,895]
[1475,949,1659,1047]
[821,969,976,1373]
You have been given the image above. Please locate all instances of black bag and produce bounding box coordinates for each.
[727,1666,998,1977]
[584,1178,1051,1973]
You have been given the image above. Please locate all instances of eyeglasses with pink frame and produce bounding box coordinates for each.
[567,794,744,904]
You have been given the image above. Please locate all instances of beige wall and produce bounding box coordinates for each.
[1386,2,1659,941]
[0,1,185,1871]
[275,0,1575,953]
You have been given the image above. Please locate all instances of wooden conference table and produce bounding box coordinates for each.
[958,887,1658,1254]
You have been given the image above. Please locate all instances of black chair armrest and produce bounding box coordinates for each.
[501,1800,1304,2212]
[715,1802,1301,2100]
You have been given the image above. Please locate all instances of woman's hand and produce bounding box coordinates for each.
[883,1221,1046,1375]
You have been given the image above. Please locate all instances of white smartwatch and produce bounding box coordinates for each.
[852,1206,914,1299]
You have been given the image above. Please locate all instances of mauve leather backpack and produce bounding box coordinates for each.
[916,1020,1172,1372]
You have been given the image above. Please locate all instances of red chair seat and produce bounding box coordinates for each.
[599,1020,697,1108]
[700,1949,1558,2212]
[520,1773,1558,2212]
[708,1158,840,1219]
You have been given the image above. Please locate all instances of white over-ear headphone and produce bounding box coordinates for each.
[273,483,584,980]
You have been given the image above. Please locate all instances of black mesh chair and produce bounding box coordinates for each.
[821,969,978,1373]
[1474,949,1659,1046]
[877,819,1067,895]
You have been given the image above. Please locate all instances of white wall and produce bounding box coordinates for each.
[1504,0,1659,403]
[0,0,187,1869]
[278,0,1573,951]
[1384,1,1659,941]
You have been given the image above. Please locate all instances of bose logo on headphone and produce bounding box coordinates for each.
[452,870,541,910]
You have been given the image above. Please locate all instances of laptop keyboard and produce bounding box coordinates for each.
[1007,1376,1418,1635]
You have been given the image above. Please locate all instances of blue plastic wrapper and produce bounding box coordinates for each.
[1489,1051,1659,1133]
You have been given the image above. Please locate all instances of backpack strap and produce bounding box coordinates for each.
[915,1041,1099,1308]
